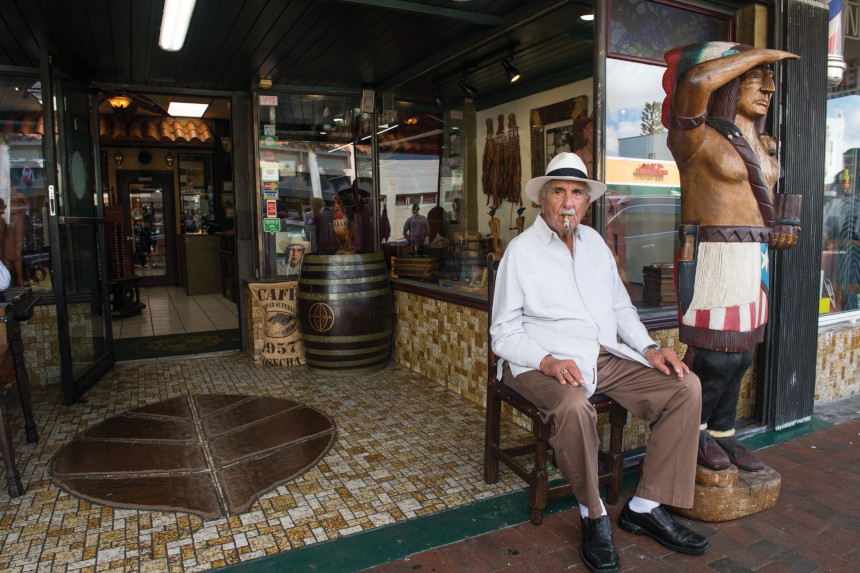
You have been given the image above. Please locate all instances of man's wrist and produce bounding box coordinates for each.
[641,344,660,358]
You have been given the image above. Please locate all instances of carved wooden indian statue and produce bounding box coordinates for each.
[663,43,801,473]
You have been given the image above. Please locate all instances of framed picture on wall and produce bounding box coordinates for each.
[544,120,575,167]
[529,96,589,188]
[608,0,733,65]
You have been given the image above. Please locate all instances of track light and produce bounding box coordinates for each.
[434,85,445,108]
[458,80,477,99]
[502,59,521,83]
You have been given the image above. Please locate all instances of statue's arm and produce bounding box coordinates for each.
[673,49,797,117]
[669,49,798,160]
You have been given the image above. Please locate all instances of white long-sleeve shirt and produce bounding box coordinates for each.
[490,215,655,397]
[0,261,9,291]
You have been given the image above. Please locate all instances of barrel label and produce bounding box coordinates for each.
[308,302,336,332]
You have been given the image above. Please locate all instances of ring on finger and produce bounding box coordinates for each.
[561,369,567,374]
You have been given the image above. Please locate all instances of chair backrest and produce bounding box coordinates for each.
[487,252,501,378]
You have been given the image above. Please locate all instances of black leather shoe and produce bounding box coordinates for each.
[617,502,709,555]
[698,430,731,470]
[580,515,620,573]
[714,435,764,472]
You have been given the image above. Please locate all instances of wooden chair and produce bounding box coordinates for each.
[483,253,629,525]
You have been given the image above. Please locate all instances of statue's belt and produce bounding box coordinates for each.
[680,224,771,243]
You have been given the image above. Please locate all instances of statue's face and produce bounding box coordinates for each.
[738,66,775,119]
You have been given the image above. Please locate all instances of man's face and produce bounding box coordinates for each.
[539,179,589,236]
[288,245,304,266]
[738,66,775,119]
[583,121,593,144]
[412,206,419,216]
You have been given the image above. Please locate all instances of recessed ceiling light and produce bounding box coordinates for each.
[167,101,209,117]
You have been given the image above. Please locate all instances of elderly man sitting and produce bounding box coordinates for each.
[490,152,708,572]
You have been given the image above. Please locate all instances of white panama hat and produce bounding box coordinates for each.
[524,152,607,205]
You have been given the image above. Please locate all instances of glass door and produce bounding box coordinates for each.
[117,171,177,287]
[41,54,113,404]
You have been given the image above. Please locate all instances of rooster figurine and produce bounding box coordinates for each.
[333,196,354,252]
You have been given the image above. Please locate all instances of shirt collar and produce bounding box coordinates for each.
[534,212,581,245]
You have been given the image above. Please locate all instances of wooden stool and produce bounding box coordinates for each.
[0,288,40,497]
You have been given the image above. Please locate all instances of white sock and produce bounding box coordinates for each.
[628,496,660,514]
[579,499,608,519]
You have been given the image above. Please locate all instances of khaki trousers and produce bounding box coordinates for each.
[503,348,701,517]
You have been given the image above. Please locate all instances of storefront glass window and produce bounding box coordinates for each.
[256,93,373,279]
[0,77,53,293]
[606,58,680,320]
[822,94,860,316]
[377,110,468,285]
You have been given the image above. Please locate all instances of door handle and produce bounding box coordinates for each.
[49,185,57,216]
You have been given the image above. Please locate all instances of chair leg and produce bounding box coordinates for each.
[483,389,502,484]
[529,420,551,525]
[605,406,628,505]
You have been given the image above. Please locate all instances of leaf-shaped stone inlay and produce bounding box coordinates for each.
[52,394,336,519]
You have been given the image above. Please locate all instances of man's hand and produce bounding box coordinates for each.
[540,354,585,386]
[645,347,689,380]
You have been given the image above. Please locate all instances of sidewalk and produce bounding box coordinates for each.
[359,398,860,572]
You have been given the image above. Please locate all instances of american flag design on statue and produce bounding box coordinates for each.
[682,244,769,333]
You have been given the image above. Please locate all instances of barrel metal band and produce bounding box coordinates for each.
[304,342,391,356]
[297,287,391,301]
[301,262,388,272]
[300,330,392,343]
[307,354,389,367]
[298,272,390,286]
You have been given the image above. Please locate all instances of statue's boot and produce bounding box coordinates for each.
[714,435,764,472]
[697,429,731,470]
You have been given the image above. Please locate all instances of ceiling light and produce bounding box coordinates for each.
[108,95,133,109]
[502,59,521,83]
[580,13,595,21]
[434,86,445,108]
[159,0,196,52]
[167,101,209,117]
[458,80,477,99]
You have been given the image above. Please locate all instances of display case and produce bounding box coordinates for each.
[179,154,214,234]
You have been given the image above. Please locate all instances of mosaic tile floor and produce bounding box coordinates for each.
[0,353,530,572]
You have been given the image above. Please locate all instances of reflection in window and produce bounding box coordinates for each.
[256,94,374,279]
[378,111,475,289]
[606,59,680,318]
[822,97,860,314]
[0,78,52,293]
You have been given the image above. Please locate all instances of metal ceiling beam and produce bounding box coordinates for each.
[321,0,502,25]
[378,0,575,93]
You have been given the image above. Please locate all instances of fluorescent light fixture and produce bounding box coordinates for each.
[159,0,196,52]
[361,124,399,141]
[580,13,594,21]
[167,101,209,117]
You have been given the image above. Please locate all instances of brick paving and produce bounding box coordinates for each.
[361,418,860,572]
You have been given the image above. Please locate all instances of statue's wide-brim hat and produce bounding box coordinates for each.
[661,42,753,128]
[524,152,606,205]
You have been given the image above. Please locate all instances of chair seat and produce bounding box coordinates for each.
[485,375,628,525]
[483,253,629,526]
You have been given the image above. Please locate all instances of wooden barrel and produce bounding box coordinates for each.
[297,252,393,375]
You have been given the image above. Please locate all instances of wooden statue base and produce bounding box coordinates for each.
[670,465,781,522]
